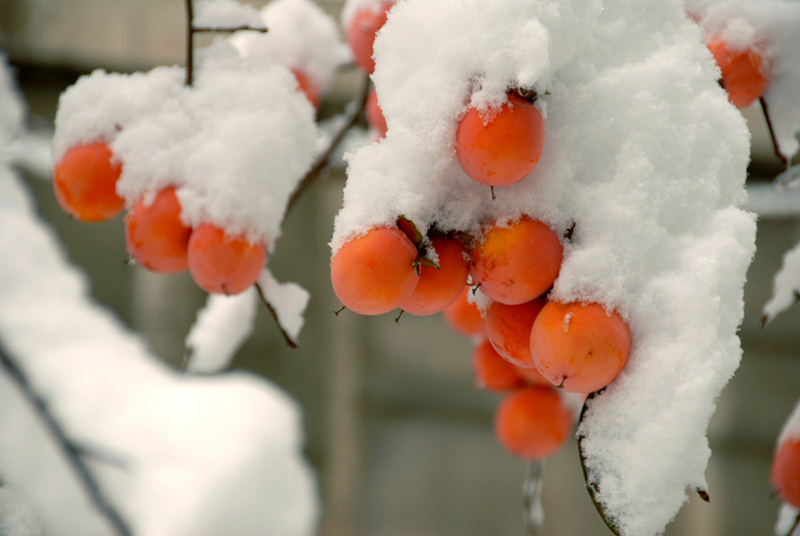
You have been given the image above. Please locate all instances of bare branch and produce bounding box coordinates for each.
[0,342,131,536]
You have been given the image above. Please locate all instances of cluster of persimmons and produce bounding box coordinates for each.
[335,0,633,461]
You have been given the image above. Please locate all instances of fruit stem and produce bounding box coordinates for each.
[760,96,789,170]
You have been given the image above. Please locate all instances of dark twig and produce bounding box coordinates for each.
[255,283,299,348]
[0,343,131,536]
[760,96,789,170]
[287,74,372,212]
[184,0,268,86]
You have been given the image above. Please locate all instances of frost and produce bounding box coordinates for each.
[184,289,258,374]
[332,0,755,534]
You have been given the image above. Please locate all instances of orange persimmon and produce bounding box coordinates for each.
[188,223,266,295]
[494,385,573,460]
[443,287,486,338]
[331,226,419,315]
[473,340,526,392]
[485,298,546,367]
[470,217,562,305]
[53,142,124,222]
[125,187,192,274]
[707,35,771,109]
[401,237,469,316]
[530,301,631,393]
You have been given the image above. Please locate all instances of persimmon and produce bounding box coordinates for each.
[771,438,800,508]
[494,385,573,460]
[53,142,124,222]
[125,187,192,274]
[292,69,320,109]
[443,287,486,338]
[346,1,394,74]
[331,226,419,315]
[530,301,631,393]
[512,363,549,386]
[188,223,266,295]
[470,217,562,305]
[366,88,387,138]
[473,340,525,392]
[485,298,546,367]
[707,35,771,109]
[401,237,469,316]
[456,93,544,187]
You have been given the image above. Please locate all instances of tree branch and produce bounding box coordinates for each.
[287,74,372,212]
[0,342,131,536]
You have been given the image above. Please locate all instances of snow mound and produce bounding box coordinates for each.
[332,0,756,534]
[231,0,349,95]
[193,0,265,29]
[53,41,316,245]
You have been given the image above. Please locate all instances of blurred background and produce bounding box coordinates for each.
[2,1,800,534]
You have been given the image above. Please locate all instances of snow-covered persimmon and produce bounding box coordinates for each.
[366,87,387,138]
[494,385,573,460]
[473,340,525,392]
[188,223,266,295]
[443,287,486,338]
[530,301,631,393]
[125,187,192,274]
[772,438,800,509]
[331,226,419,315]
[470,217,562,305]
[707,35,771,109]
[456,93,544,187]
[401,237,469,315]
[345,0,394,74]
[485,298,546,367]
[53,142,124,222]
[292,69,321,109]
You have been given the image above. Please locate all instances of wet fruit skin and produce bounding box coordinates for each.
[772,438,800,509]
[494,385,573,460]
[331,226,419,315]
[125,187,192,274]
[346,1,394,74]
[485,298,546,367]
[456,93,545,187]
[53,142,124,222]
[707,35,771,109]
[401,237,469,316]
[471,217,563,305]
[530,301,631,394]
[188,223,266,295]
[473,340,526,392]
[443,287,486,338]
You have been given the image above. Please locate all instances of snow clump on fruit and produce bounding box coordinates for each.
[332,0,756,534]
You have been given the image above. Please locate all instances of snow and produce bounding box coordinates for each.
[53,40,317,245]
[777,504,800,536]
[0,487,46,536]
[257,269,311,344]
[193,0,265,30]
[764,242,800,324]
[231,0,350,95]
[689,0,800,161]
[184,289,258,374]
[341,0,396,30]
[332,0,756,534]
[1,58,319,536]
